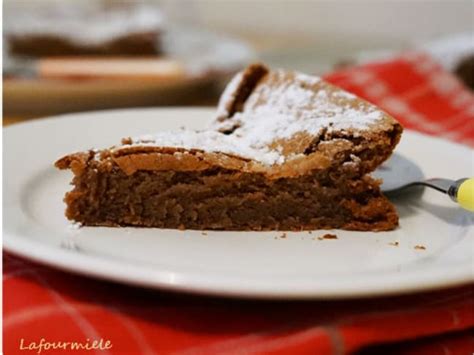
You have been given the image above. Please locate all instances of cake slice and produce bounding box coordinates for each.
[56,63,403,231]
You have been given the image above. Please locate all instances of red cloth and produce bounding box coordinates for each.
[4,53,474,355]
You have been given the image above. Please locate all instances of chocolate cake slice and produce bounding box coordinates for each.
[56,63,403,231]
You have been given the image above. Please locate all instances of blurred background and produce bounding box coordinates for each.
[3,0,473,123]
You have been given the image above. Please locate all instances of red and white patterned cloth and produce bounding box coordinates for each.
[4,52,474,355]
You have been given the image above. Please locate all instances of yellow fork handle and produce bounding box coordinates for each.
[457,178,474,212]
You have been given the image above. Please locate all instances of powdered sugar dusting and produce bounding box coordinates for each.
[334,90,357,99]
[123,130,282,165]
[121,68,385,166]
[294,72,321,85]
[212,69,382,151]
[216,71,243,119]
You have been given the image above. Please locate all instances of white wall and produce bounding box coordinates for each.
[163,0,473,71]
[187,0,472,45]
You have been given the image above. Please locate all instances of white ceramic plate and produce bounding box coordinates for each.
[4,108,474,299]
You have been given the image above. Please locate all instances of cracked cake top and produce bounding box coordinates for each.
[111,63,401,176]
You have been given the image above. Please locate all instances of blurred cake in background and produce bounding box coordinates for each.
[421,33,474,91]
[454,55,474,90]
[4,2,164,57]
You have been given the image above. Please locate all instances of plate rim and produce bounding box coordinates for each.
[4,235,473,300]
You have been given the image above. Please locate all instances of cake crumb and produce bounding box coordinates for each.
[68,222,82,230]
[280,233,287,239]
[318,233,338,240]
[414,245,426,250]
[201,232,208,236]
[308,231,312,234]
[389,241,399,246]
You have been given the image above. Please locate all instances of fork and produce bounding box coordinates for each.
[389,178,474,211]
